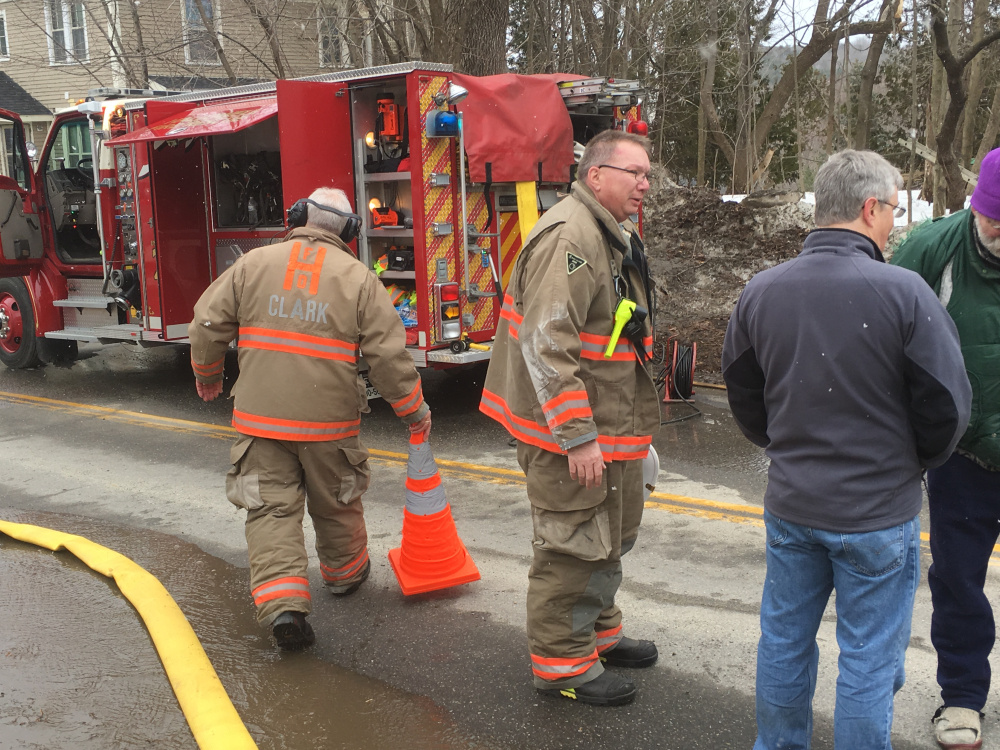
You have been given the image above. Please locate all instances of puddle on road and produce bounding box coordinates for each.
[656,396,771,474]
[0,511,477,750]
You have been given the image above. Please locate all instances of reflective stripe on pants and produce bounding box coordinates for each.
[230,433,372,626]
[518,442,644,689]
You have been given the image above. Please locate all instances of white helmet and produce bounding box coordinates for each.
[642,446,660,500]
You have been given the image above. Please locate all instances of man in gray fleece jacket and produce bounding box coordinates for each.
[723,149,971,750]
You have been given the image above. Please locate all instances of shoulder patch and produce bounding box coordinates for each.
[566,252,587,275]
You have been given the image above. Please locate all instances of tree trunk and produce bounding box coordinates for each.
[826,29,840,154]
[931,1,1000,212]
[927,42,945,210]
[843,16,851,146]
[853,0,895,149]
[697,60,707,186]
[974,85,1000,170]
[698,0,720,185]
[460,0,509,75]
[191,0,238,84]
[600,0,626,75]
[239,0,287,78]
[96,0,137,87]
[733,0,756,191]
[127,0,149,87]
[960,0,990,167]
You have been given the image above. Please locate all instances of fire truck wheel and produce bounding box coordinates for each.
[0,278,41,370]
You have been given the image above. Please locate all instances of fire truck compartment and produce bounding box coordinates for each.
[210,118,283,230]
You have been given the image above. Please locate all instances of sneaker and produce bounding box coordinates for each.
[933,705,983,749]
[601,636,658,668]
[327,560,371,596]
[271,611,315,651]
[537,671,637,706]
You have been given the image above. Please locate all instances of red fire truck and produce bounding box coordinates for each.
[0,63,644,376]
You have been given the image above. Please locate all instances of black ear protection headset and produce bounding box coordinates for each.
[286,198,362,243]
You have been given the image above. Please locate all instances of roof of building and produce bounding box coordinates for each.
[0,73,51,116]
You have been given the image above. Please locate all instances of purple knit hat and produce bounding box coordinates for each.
[971,148,1000,221]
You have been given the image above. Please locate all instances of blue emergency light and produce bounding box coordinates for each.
[426,110,459,138]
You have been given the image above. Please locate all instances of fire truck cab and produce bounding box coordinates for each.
[0,63,644,374]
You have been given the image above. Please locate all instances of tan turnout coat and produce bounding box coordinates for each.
[480,181,659,473]
[189,226,428,440]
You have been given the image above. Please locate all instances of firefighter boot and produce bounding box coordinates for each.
[328,560,371,597]
[601,637,658,668]
[538,671,637,706]
[272,611,316,651]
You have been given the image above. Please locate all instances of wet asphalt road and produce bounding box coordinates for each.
[0,342,997,749]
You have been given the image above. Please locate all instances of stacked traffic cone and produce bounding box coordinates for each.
[388,432,480,595]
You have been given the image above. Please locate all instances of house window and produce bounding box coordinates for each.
[46,0,88,65]
[183,0,221,65]
[0,10,9,60]
[319,15,342,68]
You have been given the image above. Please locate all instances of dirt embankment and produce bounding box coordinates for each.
[642,170,814,381]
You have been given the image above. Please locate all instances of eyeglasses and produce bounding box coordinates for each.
[878,199,906,218]
[598,164,651,184]
[981,216,1000,231]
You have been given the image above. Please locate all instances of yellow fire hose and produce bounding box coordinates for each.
[0,520,257,750]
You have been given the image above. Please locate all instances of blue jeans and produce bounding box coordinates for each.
[754,511,921,750]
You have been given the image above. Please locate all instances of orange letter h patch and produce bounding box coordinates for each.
[283,242,327,295]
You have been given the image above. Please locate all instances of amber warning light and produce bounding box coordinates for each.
[436,282,462,340]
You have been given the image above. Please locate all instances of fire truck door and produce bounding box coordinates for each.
[0,109,43,276]
[276,80,354,216]
[148,140,211,339]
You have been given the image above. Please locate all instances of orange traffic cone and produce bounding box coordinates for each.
[387,432,480,595]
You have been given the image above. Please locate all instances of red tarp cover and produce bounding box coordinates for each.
[107,98,278,144]
[452,73,585,184]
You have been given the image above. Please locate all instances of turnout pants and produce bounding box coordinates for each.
[517,442,645,689]
[928,452,1000,711]
[226,433,372,627]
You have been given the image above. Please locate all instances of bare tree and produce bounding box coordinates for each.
[930,0,1000,210]
[190,0,239,84]
[959,0,991,168]
[239,0,291,78]
[974,84,1000,169]
[853,0,898,149]
[701,0,894,191]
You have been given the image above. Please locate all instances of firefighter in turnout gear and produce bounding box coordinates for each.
[189,187,431,650]
[480,131,661,705]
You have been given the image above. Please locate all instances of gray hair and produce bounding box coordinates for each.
[813,150,903,226]
[306,187,353,236]
[577,130,652,182]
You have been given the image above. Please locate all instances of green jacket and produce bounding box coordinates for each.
[891,209,999,469]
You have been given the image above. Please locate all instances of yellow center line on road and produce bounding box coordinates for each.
[3,390,997,562]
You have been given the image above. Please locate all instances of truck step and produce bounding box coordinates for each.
[52,296,113,309]
[426,347,492,365]
[44,325,146,343]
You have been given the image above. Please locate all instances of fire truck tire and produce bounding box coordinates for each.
[0,278,41,370]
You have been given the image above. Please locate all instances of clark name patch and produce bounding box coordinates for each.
[566,252,587,275]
